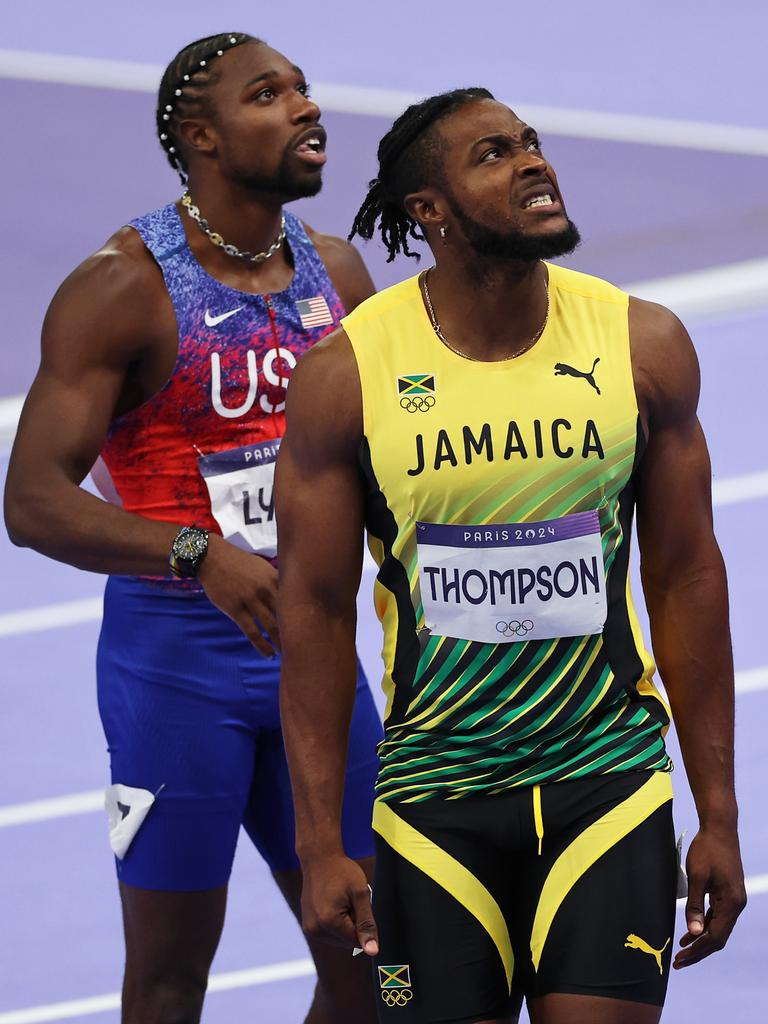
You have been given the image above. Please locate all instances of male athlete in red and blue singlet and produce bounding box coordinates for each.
[5,33,382,1024]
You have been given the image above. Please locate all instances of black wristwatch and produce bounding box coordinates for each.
[169,526,209,579]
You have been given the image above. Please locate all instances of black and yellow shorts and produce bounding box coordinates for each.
[372,770,677,1022]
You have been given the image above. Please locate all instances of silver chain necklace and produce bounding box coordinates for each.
[421,268,549,362]
[181,191,286,264]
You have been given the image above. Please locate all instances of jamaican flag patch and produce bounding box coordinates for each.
[397,374,435,396]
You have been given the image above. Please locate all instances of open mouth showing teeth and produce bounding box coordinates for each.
[523,194,554,209]
[296,137,324,153]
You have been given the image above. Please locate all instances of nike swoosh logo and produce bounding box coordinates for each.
[205,306,243,327]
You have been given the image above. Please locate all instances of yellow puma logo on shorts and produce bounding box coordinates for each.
[624,933,670,974]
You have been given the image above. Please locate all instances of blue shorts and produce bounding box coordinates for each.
[96,575,382,891]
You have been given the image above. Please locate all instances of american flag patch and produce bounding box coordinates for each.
[296,295,334,329]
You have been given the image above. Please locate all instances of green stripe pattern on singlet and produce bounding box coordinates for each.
[367,423,671,803]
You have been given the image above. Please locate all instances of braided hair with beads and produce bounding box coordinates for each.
[156,32,261,183]
[348,87,494,262]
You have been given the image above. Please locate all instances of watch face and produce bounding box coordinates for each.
[174,529,207,561]
[177,536,200,558]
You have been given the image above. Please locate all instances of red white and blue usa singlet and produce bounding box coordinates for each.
[100,203,344,552]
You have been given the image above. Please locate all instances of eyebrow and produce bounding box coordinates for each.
[471,126,538,149]
[243,65,305,90]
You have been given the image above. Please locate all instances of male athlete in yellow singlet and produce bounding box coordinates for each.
[276,89,746,1024]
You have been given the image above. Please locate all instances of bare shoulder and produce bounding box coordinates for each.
[302,222,375,312]
[291,326,360,400]
[628,295,700,428]
[285,327,362,455]
[51,226,164,318]
[43,225,172,366]
[303,223,360,267]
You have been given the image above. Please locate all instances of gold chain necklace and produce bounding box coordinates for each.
[181,191,286,264]
[421,268,549,362]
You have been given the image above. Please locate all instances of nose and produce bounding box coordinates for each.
[292,92,322,124]
[519,150,548,177]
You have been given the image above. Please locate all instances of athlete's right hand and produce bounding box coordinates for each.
[198,535,280,656]
[300,854,379,955]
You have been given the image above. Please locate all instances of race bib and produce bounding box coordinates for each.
[416,510,607,643]
[198,439,280,556]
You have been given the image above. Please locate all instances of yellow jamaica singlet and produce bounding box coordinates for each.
[342,263,672,803]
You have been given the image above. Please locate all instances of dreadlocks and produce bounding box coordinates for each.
[156,33,261,183]
[349,88,494,262]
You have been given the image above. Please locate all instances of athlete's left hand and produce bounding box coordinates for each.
[673,825,747,968]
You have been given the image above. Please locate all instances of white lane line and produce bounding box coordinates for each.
[736,666,768,695]
[0,597,103,638]
[712,471,768,507]
[2,49,768,157]
[0,791,103,828]
[0,995,122,1024]
[0,394,24,447]
[0,49,161,92]
[0,958,315,1024]
[625,258,768,323]
[734,666,768,695]
[207,958,314,992]
[512,103,768,157]
[0,560,369,638]
[745,873,768,897]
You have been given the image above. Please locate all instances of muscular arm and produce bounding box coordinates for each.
[276,329,378,952]
[630,297,746,967]
[4,231,278,653]
[5,234,182,575]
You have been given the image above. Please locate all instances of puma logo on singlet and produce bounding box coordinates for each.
[116,801,131,820]
[624,933,670,974]
[554,357,601,394]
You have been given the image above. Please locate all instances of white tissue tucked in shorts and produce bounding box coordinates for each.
[105,784,157,859]
[676,831,689,899]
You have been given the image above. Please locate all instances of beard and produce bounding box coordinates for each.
[239,149,324,201]
[446,192,581,262]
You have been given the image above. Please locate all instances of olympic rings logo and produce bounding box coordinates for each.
[496,619,534,637]
[381,989,413,1007]
[400,395,435,413]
